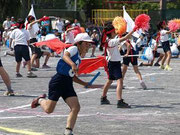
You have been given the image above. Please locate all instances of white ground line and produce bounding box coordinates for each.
[0,112,179,120]
[0,88,99,114]
[78,88,99,94]
[0,104,31,113]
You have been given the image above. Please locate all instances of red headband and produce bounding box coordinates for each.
[106,29,115,34]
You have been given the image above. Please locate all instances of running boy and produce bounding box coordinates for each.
[31,33,94,135]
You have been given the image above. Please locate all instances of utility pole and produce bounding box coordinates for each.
[74,0,77,11]
[160,0,167,20]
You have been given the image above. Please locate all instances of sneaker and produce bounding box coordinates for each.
[154,63,160,66]
[16,73,23,78]
[138,62,143,67]
[117,99,131,108]
[27,72,37,78]
[42,64,51,69]
[101,96,110,105]
[31,67,38,71]
[4,91,15,96]
[64,128,73,135]
[31,94,46,108]
[140,81,147,90]
[164,65,172,71]
[159,65,165,69]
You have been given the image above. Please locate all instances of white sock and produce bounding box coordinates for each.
[38,98,44,104]
[140,80,143,83]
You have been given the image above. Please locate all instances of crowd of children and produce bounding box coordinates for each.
[0,14,180,135]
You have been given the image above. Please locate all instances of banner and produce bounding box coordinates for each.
[123,6,140,38]
[25,4,39,34]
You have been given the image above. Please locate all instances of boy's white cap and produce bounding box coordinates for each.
[74,33,94,44]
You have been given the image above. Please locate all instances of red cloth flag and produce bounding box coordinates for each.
[34,38,72,54]
[78,56,108,75]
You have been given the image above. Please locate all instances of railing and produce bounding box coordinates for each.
[92,9,148,26]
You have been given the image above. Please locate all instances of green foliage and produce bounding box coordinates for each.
[0,0,21,21]
[167,2,177,9]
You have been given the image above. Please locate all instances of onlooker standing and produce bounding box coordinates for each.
[72,19,81,27]
[10,16,16,25]
[55,17,64,39]
[3,16,11,30]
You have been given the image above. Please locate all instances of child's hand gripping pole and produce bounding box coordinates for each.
[85,72,101,88]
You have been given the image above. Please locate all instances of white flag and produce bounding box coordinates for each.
[123,6,140,38]
[25,4,39,33]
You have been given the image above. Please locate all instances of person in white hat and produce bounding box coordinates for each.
[31,33,94,135]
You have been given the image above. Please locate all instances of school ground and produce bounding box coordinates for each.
[0,46,180,135]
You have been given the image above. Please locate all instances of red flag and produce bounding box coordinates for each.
[34,38,72,54]
[78,56,107,75]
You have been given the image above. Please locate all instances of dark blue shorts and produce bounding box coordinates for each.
[30,38,43,59]
[48,73,77,101]
[14,45,30,62]
[108,61,122,80]
[0,59,2,67]
[153,51,160,58]
[123,49,138,66]
[162,41,170,53]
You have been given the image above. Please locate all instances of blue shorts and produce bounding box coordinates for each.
[30,38,43,59]
[14,45,30,62]
[153,51,160,58]
[0,59,2,67]
[162,41,170,53]
[107,61,122,80]
[48,73,77,101]
[123,49,138,66]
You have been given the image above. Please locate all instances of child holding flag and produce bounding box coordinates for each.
[100,21,135,108]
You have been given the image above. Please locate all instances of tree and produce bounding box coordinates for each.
[0,0,21,22]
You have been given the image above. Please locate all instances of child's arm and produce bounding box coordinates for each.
[73,75,89,87]
[66,27,74,33]
[63,51,78,75]
[28,19,41,29]
[124,41,131,57]
[119,30,134,42]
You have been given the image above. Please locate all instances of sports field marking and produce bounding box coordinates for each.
[0,111,179,120]
[0,126,44,135]
[78,88,99,94]
[128,72,166,81]
[0,104,30,113]
[0,114,96,120]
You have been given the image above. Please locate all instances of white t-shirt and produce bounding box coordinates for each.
[3,20,11,29]
[65,31,75,44]
[106,36,122,62]
[55,20,64,33]
[65,46,78,57]
[27,24,37,39]
[160,30,169,42]
[10,29,30,46]
[61,46,81,62]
